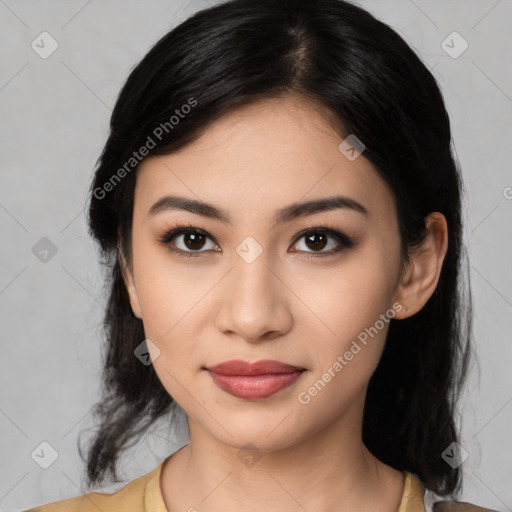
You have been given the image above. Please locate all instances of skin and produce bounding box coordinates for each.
[121,94,448,512]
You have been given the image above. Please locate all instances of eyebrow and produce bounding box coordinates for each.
[148,194,369,227]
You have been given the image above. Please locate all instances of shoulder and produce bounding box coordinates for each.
[431,500,503,512]
[404,472,501,512]
[22,468,152,512]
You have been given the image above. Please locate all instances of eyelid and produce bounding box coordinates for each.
[292,223,355,245]
[290,224,356,258]
[156,221,356,258]
[156,221,219,258]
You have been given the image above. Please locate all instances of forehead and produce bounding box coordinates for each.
[135,95,397,224]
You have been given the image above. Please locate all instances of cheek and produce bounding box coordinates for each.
[293,263,395,419]
[292,246,398,348]
[289,247,400,409]
[135,261,206,406]
[132,238,210,337]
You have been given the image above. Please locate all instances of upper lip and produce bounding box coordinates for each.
[205,359,305,376]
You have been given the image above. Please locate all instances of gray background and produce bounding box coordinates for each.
[1,0,511,510]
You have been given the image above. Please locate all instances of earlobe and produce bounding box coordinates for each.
[392,212,448,320]
[119,252,143,319]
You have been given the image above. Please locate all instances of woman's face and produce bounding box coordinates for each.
[124,94,407,452]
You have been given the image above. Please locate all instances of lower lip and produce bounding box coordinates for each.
[208,371,304,400]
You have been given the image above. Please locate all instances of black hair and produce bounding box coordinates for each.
[81,0,472,497]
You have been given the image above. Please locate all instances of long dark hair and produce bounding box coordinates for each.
[81,0,472,497]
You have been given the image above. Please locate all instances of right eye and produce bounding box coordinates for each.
[157,224,220,258]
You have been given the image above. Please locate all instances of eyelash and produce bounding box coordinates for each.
[156,220,357,259]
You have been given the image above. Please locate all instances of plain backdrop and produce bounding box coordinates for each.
[1,1,511,511]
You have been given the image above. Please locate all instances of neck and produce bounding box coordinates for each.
[161,394,405,512]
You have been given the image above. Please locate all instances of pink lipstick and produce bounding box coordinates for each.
[205,359,306,400]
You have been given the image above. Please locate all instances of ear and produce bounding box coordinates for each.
[119,250,143,319]
[392,212,448,319]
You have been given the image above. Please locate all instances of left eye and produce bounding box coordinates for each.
[291,229,353,256]
[158,226,355,258]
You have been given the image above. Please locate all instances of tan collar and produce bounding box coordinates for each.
[145,456,169,512]
[399,471,427,511]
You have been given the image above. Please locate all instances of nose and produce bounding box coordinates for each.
[214,250,293,344]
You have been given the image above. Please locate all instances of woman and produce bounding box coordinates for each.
[24,0,498,510]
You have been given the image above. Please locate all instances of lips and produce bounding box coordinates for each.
[205,360,306,400]
[206,359,305,376]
